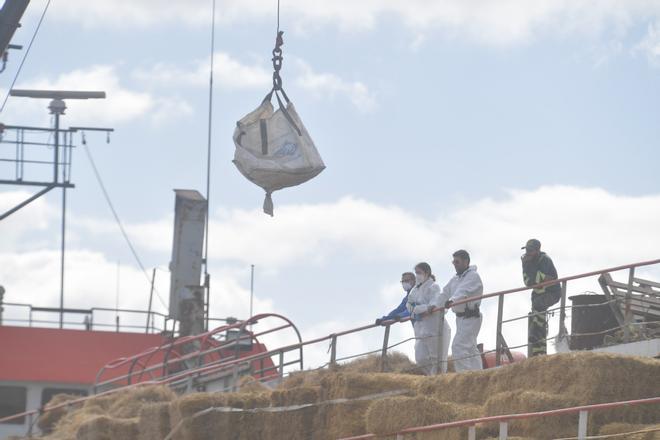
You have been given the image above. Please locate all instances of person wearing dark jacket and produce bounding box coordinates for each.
[376,272,415,325]
[521,239,561,357]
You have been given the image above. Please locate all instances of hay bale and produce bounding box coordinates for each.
[483,390,578,439]
[340,352,420,374]
[38,394,82,434]
[137,403,171,440]
[107,386,176,419]
[169,392,270,440]
[262,406,319,440]
[418,352,660,409]
[237,375,272,393]
[320,372,420,400]
[314,399,371,440]
[278,368,335,390]
[75,415,138,440]
[599,423,660,439]
[417,369,493,405]
[366,396,454,436]
[46,401,108,440]
[270,386,320,406]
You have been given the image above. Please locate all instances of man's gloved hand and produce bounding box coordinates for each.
[375,318,383,325]
[444,300,454,309]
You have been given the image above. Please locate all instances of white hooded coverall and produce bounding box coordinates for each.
[406,278,451,375]
[443,265,484,372]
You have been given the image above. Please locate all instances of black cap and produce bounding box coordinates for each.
[521,239,541,250]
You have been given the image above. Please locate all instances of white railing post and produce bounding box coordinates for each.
[499,421,508,439]
[435,308,445,374]
[468,425,476,440]
[578,410,588,439]
[396,434,404,440]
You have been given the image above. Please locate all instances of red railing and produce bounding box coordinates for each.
[338,396,660,439]
[1,258,658,431]
[94,313,303,392]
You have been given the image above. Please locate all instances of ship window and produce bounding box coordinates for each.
[41,388,88,407]
[0,385,27,425]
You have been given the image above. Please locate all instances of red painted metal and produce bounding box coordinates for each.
[0,326,165,384]
[337,396,660,439]
[94,313,301,390]
[1,259,658,426]
[481,350,526,369]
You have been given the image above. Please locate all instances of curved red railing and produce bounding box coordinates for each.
[94,313,303,392]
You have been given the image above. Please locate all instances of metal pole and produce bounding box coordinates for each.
[624,268,635,342]
[250,265,255,319]
[53,106,60,183]
[204,273,210,332]
[577,410,588,439]
[202,0,216,334]
[55,109,66,329]
[435,309,445,374]
[115,260,120,330]
[380,324,391,372]
[558,281,568,346]
[0,286,4,326]
[330,334,337,367]
[495,293,504,366]
[499,421,508,439]
[146,268,156,334]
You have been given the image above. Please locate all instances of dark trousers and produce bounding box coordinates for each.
[528,308,548,357]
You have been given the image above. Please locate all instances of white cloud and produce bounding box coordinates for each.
[2,186,659,369]
[132,52,271,90]
[4,65,192,126]
[132,53,374,112]
[293,60,377,112]
[0,191,56,252]
[121,185,660,359]
[43,0,660,46]
[635,20,660,67]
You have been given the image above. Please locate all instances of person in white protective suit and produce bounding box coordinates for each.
[406,262,452,375]
[443,250,484,372]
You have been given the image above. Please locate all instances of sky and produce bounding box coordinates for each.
[0,0,660,368]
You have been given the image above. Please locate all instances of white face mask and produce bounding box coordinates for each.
[402,281,414,291]
[415,273,427,285]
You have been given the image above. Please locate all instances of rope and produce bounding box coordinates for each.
[276,0,280,33]
[202,0,216,328]
[82,142,168,310]
[0,0,52,112]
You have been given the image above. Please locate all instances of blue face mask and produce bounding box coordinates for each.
[415,274,427,285]
[402,281,414,291]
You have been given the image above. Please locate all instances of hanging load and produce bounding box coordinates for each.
[232,31,325,216]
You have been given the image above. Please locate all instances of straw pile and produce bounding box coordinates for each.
[137,403,170,440]
[76,415,138,440]
[168,391,270,440]
[18,351,660,440]
[482,390,579,439]
[365,396,481,440]
[340,352,420,374]
[599,423,660,439]
[37,394,82,434]
[39,385,176,440]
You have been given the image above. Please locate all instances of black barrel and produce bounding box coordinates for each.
[569,294,619,350]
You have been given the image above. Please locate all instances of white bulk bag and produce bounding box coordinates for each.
[233,92,325,216]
